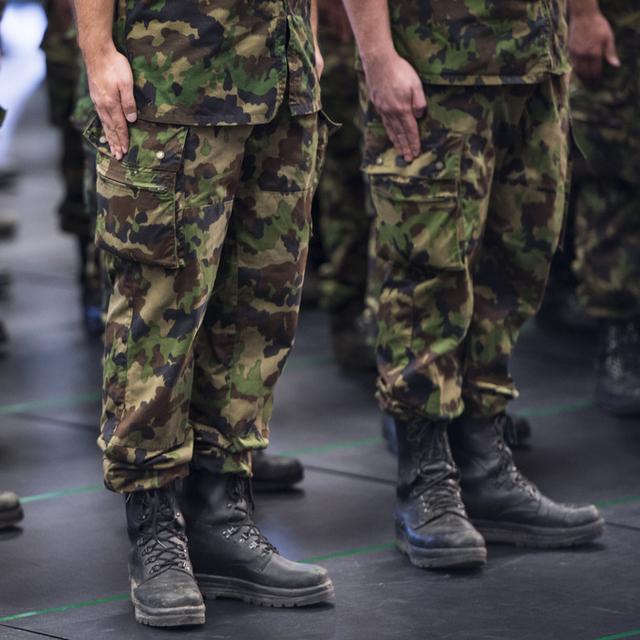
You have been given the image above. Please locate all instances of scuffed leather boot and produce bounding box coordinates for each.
[252,451,304,493]
[181,470,334,607]
[395,419,486,569]
[0,491,23,529]
[596,319,640,416]
[449,414,605,548]
[126,487,205,627]
[502,413,532,449]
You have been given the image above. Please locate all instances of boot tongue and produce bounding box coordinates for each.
[138,490,190,578]
[226,476,253,522]
[406,423,466,518]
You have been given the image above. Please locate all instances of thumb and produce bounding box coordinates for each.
[412,84,427,119]
[119,79,138,123]
[604,35,620,67]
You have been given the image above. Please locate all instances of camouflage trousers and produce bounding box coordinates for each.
[571,16,640,319]
[363,75,570,420]
[316,32,370,315]
[89,106,324,493]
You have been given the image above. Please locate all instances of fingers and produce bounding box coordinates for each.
[119,76,138,124]
[383,110,420,163]
[604,35,621,68]
[412,85,428,119]
[97,104,129,161]
[86,52,137,161]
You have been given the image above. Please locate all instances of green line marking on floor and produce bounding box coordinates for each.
[0,593,129,623]
[595,495,640,509]
[278,436,384,458]
[20,484,105,505]
[516,398,596,419]
[0,542,395,624]
[0,356,333,418]
[286,354,334,372]
[301,542,395,564]
[595,630,640,640]
[0,392,100,416]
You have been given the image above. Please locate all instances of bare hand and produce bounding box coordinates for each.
[363,53,427,163]
[569,11,620,85]
[85,47,137,160]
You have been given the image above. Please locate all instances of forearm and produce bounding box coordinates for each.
[341,0,395,68]
[311,0,319,40]
[73,0,117,65]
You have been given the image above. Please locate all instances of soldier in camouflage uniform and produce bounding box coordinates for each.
[72,63,310,491]
[568,0,640,415]
[343,0,604,571]
[315,1,376,370]
[40,0,104,331]
[73,0,334,626]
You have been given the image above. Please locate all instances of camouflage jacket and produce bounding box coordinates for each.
[115,0,321,126]
[389,0,570,85]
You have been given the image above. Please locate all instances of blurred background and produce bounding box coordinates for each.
[0,2,639,639]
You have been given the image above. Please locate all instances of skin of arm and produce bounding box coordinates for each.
[73,0,136,160]
[568,0,620,85]
[311,0,325,78]
[341,0,426,162]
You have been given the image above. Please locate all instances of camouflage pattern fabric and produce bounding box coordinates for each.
[362,76,570,420]
[115,0,321,126]
[571,2,640,319]
[377,0,569,85]
[316,19,370,315]
[89,108,326,493]
[41,3,87,236]
[72,64,104,307]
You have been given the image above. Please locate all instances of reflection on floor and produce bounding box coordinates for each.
[0,89,639,640]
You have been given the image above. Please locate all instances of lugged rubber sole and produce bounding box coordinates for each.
[196,574,335,608]
[0,505,24,530]
[131,587,205,627]
[396,532,487,570]
[473,517,606,548]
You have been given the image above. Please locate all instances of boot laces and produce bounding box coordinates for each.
[137,491,190,576]
[494,415,538,498]
[414,464,465,516]
[408,425,465,516]
[221,477,278,557]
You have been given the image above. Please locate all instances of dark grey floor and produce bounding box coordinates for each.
[0,87,639,640]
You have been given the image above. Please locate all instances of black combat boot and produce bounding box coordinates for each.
[126,487,205,627]
[395,419,486,569]
[596,319,640,416]
[252,450,304,493]
[502,413,532,449]
[0,491,23,529]
[449,414,605,547]
[181,469,334,607]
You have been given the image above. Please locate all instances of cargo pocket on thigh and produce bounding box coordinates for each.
[84,115,189,268]
[363,124,466,272]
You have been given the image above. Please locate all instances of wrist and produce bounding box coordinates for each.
[360,46,399,74]
[79,38,118,66]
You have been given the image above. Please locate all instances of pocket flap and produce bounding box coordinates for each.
[83,114,188,172]
[362,123,464,182]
